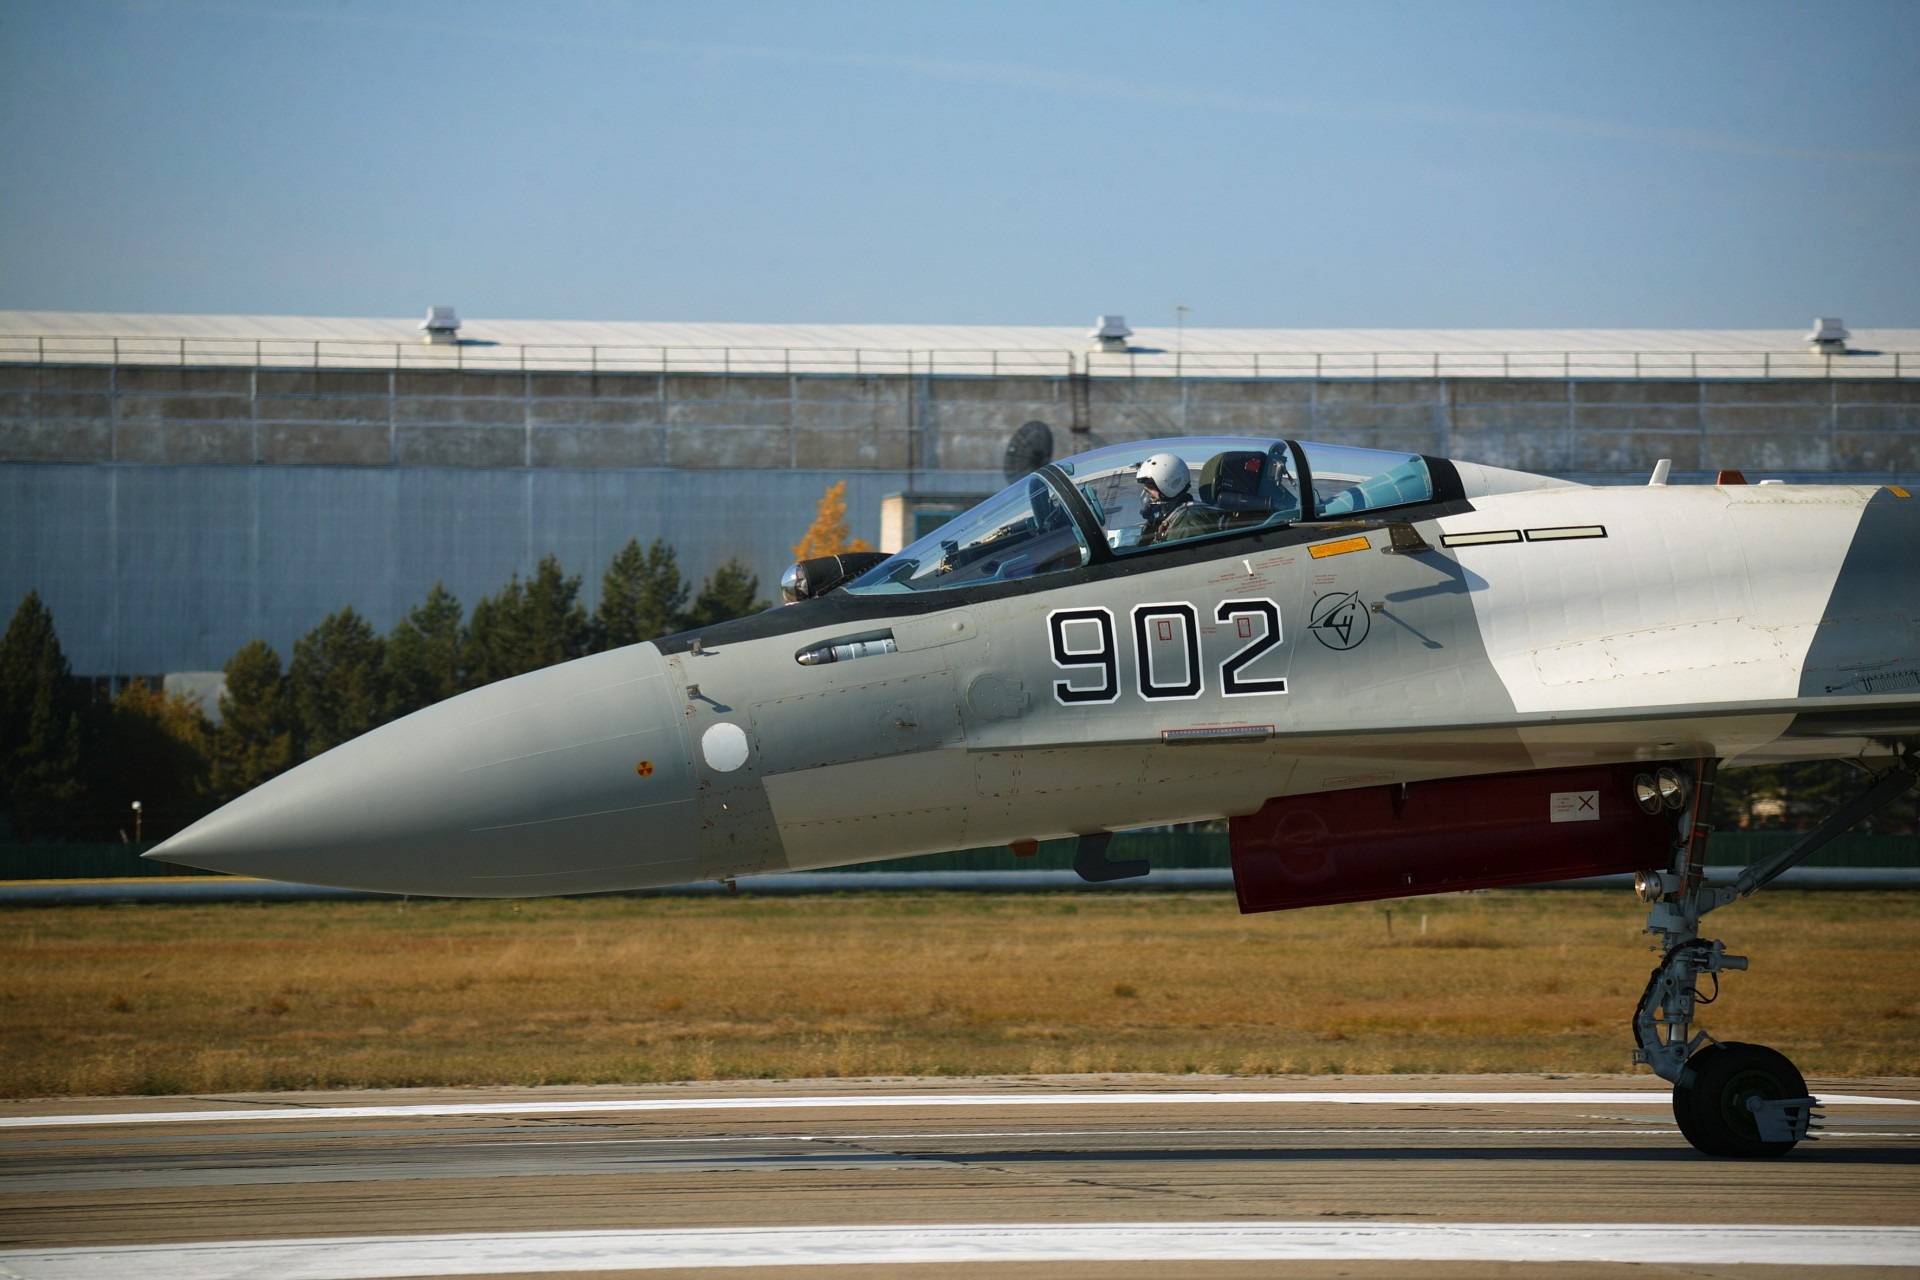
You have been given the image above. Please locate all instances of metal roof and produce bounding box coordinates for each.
[2,311,1915,378]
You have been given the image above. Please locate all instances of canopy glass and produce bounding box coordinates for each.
[845,437,1433,595]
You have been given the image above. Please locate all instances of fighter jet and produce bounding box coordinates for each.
[151,434,1919,1160]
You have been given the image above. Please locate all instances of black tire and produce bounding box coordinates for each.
[1676,1041,1808,1158]
[1670,1042,1723,1151]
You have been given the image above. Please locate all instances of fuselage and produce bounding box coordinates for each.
[152,440,1920,896]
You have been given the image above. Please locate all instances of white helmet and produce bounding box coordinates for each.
[1135,452,1190,500]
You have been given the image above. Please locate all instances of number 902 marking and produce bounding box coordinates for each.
[1048,599,1286,705]
[1048,608,1120,703]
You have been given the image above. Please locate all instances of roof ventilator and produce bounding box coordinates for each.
[1089,314,1132,354]
[1804,316,1849,355]
[421,306,462,345]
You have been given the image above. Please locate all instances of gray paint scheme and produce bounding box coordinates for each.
[1798,488,1920,701]
[162,647,703,895]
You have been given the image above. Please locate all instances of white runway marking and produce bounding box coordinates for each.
[4,1222,1917,1277]
[3,1088,1912,1129]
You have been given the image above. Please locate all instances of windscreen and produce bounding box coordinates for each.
[844,474,1090,594]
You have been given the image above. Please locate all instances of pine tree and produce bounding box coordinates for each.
[466,555,590,686]
[594,538,688,650]
[526,556,591,660]
[107,681,215,840]
[0,591,87,840]
[793,480,874,560]
[289,606,388,758]
[210,640,294,803]
[525,554,592,662]
[386,584,465,717]
[681,558,769,630]
[465,580,526,690]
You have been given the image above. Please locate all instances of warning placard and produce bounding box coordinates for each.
[1550,791,1599,823]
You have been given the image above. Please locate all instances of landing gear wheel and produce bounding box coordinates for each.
[1670,1043,1721,1151]
[1673,1041,1807,1158]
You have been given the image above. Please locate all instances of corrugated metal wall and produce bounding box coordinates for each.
[1,464,999,675]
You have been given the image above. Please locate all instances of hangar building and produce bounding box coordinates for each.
[3,310,1915,684]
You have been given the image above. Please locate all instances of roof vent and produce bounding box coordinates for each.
[1089,314,1132,354]
[1805,316,1849,355]
[421,305,462,345]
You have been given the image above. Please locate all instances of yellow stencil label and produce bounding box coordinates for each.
[1309,536,1370,559]
[1890,486,1911,498]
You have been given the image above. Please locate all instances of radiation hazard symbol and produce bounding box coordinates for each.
[635,761,654,777]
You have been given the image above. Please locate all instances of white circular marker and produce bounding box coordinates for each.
[701,722,750,773]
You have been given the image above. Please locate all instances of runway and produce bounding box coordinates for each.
[3,1075,1917,1277]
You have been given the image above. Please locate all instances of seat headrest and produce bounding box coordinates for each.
[1197,451,1271,506]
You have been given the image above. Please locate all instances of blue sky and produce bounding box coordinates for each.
[1,0,1915,329]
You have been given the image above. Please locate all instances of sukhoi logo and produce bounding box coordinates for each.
[1309,591,1369,650]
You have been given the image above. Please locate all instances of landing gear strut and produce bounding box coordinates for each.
[1629,756,1917,1157]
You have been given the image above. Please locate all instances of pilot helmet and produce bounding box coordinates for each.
[1136,452,1190,501]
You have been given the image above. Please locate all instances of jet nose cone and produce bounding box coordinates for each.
[149,645,701,896]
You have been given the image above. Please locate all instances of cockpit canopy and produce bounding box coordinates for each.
[845,437,1436,595]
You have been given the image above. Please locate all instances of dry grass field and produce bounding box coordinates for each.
[3,890,1916,1098]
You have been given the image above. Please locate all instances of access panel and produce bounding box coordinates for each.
[1230,762,1675,913]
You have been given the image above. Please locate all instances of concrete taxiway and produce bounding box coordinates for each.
[3,1075,1917,1278]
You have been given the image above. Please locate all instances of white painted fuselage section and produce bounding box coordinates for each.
[1449,486,1867,715]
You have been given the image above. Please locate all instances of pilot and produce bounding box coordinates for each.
[1135,453,1194,546]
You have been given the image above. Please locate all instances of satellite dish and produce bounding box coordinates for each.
[1003,420,1054,482]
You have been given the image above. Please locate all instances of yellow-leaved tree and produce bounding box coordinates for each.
[792,480,874,560]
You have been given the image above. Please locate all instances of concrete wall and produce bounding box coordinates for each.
[3,362,1915,677]
[4,364,1917,477]
[0,367,916,471]
[0,463,997,676]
